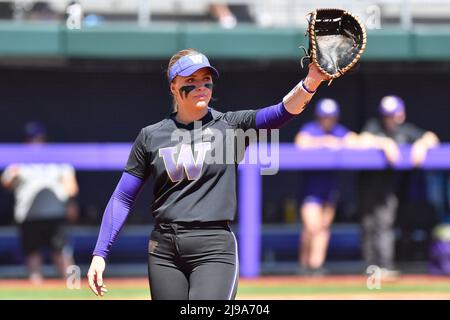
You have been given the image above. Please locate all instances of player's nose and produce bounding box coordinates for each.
[196,83,208,91]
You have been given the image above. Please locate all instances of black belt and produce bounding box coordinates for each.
[155,220,230,232]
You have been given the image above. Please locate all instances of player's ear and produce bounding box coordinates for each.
[170,81,176,95]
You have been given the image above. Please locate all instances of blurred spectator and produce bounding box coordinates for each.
[0,2,13,19]
[295,99,358,276]
[358,95,439,278]
[0,122,79,284]
[209,3,237,28]
[26,1,58,21]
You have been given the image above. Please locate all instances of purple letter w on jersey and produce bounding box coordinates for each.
[158,142,211,182]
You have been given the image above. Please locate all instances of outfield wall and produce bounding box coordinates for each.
[2,22,450,60]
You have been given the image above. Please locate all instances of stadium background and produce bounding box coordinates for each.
[1,0,450,299]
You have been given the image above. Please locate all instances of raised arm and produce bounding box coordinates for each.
[283,63,326,115]
[255,63,327,130]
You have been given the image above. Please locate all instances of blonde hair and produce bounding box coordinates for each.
[167,48,201,112]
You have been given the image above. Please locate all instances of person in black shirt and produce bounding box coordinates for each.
[87,48,328,299]
[358,95,439,277]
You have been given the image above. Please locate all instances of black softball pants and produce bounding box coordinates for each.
[148,222,239,300]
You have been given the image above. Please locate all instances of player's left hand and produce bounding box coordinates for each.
[302,63,327,92]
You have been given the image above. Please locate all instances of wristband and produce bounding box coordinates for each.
[301,79,317,94]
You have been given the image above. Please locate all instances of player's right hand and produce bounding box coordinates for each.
[87,255,108,296]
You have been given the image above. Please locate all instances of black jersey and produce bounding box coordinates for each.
[125,107,257,223]
[362,118,425,144]
[359,118,427,198]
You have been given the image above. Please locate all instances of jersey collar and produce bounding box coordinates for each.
[170,107,220,130]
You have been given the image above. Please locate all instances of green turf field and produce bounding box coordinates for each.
[1,276,450,300]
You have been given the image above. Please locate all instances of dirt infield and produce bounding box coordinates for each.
[1,275,450,300]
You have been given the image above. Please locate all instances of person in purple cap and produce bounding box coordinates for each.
[87,48,330,299]
[295,99,358,276]
[358,95,439,278]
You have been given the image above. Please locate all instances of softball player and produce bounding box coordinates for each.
[87,48,328,299]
